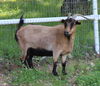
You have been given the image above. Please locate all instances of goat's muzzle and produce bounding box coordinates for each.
[64,31,71,38]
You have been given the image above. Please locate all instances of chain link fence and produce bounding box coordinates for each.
[0,0,96,59]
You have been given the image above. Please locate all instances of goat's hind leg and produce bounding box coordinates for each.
[26,56,33,68]
[24,48,34,68]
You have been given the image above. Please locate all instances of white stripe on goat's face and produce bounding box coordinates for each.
[61,18,81,37]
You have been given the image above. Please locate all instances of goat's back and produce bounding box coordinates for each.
[17,24,66,50]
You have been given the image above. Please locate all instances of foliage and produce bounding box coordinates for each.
[61,0,92,15]
[0,0,95,59]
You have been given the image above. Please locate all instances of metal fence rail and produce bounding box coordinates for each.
[0,15,100,25]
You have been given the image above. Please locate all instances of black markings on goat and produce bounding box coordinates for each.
[52,62,58,76]
[64,31,71,40]
[27,48,53,56]
[62,61,67,75]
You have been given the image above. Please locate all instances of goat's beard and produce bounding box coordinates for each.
[66,35,71,40]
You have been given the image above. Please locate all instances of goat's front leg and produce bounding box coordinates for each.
[52,61,58,76]
[62,55,67,75]
[52,51,61,76]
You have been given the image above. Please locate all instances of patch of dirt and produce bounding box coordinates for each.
[0,73,10,86]
[0,58,22,86]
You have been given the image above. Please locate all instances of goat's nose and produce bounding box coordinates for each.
[66,32,69,34]
[64,31,70,37]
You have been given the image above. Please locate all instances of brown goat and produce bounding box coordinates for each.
[15,15,81,76]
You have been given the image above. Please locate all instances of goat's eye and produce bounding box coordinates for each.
[70,23,74,29]
[65,22,68,27]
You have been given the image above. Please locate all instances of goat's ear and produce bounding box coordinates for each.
[61,19,65,23]
[76,21,81,25]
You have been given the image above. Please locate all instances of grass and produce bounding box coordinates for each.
[0,21,95,58]
[76,71,100,86]
[0,0,95,59]
[0,0,100,86]
[0,0,63,58]
[11,69,67,86]
[6,58,100,86]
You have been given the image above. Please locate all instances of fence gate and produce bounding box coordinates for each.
[0,0,99,58]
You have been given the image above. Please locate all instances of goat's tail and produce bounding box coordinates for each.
[15,15,24,42]
[17,14,24,30]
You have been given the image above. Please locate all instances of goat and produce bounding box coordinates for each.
[15,15,81,76]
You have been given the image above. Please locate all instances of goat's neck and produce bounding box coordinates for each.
[67,33,75,49]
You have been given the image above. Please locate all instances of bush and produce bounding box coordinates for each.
[61,0,92,15]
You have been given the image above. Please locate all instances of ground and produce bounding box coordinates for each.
[0,58,21,86]
[0,55,100,86]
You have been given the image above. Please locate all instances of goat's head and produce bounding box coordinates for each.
[61,18,81,37]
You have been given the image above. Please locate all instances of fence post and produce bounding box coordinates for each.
[93,0,100,54]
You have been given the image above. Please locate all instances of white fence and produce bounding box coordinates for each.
[0,0,99,54]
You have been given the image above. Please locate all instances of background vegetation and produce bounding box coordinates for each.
[0,0,100,86]
[0,0,95,59]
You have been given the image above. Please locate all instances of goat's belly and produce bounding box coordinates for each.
[27,48,53,56]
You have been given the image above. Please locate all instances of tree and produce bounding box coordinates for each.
[61,0,92,15]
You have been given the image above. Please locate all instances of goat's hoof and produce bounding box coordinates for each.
[62,72,67,75]
[29,65,34,69]
[26,63,34,69]
[52,72,59,76]
[20,58,23,62]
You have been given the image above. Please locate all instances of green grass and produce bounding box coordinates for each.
[75,58,100,86]
[11,68,67,86]
[0,25,21,58]
[0,21,95,58]
[76,71,100,86]
[0,0,63,58]
[7,58,100,86]
[0,0,95,58]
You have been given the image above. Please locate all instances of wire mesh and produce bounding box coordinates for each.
[61,0,92,15]
[0,0,99,85]
[0,0,96,58]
